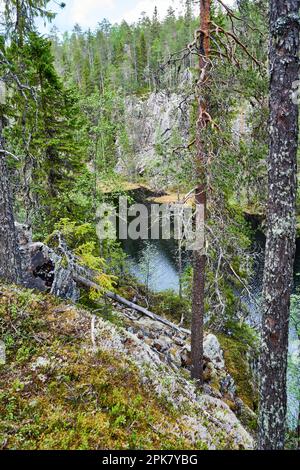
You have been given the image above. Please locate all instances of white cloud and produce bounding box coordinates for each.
[45,0,236,32]
[119,0,186,24]
[67,0,116,27]
[117,0,236,25]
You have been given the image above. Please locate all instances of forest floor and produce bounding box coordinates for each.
[0,284,255,450]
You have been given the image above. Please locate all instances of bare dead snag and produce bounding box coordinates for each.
[17,227,189,336]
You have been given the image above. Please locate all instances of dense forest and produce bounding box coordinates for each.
[0,0,299,453]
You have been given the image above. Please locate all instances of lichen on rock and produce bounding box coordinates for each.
[0,284,254,450]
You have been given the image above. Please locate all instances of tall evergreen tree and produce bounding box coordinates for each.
[151,6,160,39]
[19,33,87,231]
[0,0,55,283]
[3,0,55,46]
[0,94,22,283]
[136,31,147,85]
[191,0,211,385]
[259,0,300,450]
[0,1,68,280]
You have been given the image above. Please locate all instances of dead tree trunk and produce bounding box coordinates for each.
[258,0,300,450]
[191,0,211,384]
[0,113,22,284]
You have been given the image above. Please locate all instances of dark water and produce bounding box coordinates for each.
[119,191,190,292]
[122,228,300,297]
[121,237,186,292]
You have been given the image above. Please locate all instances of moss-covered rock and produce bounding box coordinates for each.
[0,284,253,450]
[218,334,258,412]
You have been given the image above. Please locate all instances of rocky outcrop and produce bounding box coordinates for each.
[94,314,254,449]
[109,300,255,417]
[203,334,225,369]
[0,340,5,365]
[14,224,257,439]
[0,284,254,450]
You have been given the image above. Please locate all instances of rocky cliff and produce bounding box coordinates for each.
[116,90,191,188]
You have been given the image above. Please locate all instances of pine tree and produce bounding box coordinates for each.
[191,0,211,385]
[151,6,160,39]
[26,34,86,231]
[0,97,22,284]
[136,31,147,87]
[259,0,300,450]
[3,0,55,46]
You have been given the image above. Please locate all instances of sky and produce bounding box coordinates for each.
[41,0,235,33]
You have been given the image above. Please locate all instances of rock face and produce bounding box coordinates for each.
[203,334,225,369]
[116,91,191,185]
[0,340,5,365]
[93,315,254,449]
[110,301,254,411]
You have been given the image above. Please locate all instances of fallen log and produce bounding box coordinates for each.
[74,274,190,336]
[16,224,190,337]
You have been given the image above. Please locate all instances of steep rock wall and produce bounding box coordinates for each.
[116,91,191,187]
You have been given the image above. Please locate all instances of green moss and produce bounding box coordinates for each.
[151,291,190,325]
[0,284,204,450]
[116,277,190,326]
[218,334,258,411]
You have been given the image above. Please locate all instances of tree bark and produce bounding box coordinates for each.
[191,0,211,384]
[0,113,22,284]
[259,0,299,450]
[298,405,300,450]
